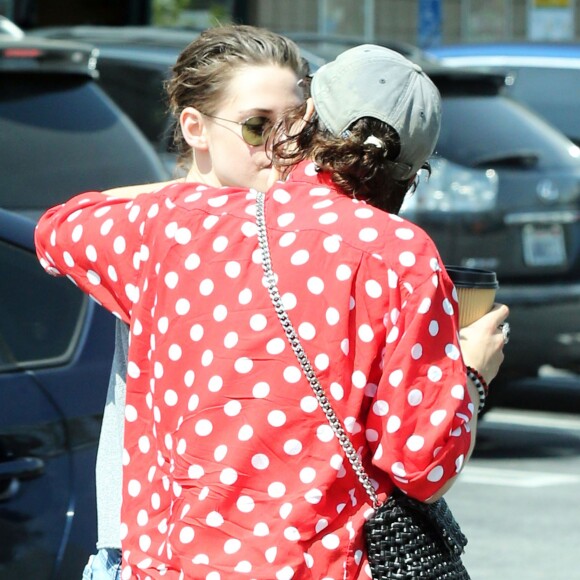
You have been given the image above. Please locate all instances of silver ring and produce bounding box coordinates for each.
[500,322,510,345]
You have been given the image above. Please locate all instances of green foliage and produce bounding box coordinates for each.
[152,0,233,27]
[209,5,229,24]
[153,0,191,26]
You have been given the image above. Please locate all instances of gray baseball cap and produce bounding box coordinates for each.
[310,44,441,180]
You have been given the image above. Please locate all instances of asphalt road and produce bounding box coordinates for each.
[446,391,580,579]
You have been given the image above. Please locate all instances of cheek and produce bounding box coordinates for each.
[209,133,271,188]
[229,147,269,172]
[249,148,271,166]
[214,141,251,169]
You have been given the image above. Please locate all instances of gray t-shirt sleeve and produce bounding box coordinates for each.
[95,318,128,549]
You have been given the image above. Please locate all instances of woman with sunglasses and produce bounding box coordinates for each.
[37,45,507,579]
[70,24,307,580]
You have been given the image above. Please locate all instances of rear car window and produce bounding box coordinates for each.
[503,67,580,144]
[435,94,579,169]
[96,59,172,148]
[0,73,165,218]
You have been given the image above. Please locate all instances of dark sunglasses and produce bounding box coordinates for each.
[202,113,271,146]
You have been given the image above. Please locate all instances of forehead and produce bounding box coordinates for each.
[219,64,303,114]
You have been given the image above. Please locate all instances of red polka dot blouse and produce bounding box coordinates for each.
[36,161,474,579]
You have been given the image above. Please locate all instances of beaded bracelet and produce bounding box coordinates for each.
[466,366,489,413]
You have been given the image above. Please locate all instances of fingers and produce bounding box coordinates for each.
[499,321,510,345]
[480,304,510,349]
[493,302,509,315]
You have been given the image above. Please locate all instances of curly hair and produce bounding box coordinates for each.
[271,104,430,215]
[165,24,308,170]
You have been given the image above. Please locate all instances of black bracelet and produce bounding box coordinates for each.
[466,366,488,414]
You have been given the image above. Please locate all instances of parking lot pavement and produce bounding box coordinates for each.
[447,407,580,580]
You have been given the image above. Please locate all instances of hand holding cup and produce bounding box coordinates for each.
[458,303,509,386]
[445,265,509,385]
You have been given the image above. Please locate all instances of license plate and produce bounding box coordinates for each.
[522,223,567,266]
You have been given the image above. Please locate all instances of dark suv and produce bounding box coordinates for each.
[0,24,167,579]
[401,64,580,384]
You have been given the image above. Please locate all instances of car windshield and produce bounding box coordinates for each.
[435,94,579,169]
[0,73,164,219]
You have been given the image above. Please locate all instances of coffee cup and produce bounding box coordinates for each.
[445,265,499,327]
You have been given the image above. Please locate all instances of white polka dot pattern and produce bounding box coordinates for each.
[35,162,473,579]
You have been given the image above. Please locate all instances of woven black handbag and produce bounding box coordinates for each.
[364,489,469,579]
[256,191,470,580]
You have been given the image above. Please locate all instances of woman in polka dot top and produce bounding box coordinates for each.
[77,25,310,580]
[36,45,508,579]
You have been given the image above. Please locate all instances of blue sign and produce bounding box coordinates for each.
[418,0,442,48]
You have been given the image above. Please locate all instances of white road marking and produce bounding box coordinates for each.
[459,466,580,488]
[455,410,580,487]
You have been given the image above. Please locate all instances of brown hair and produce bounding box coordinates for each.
[165,24,308,169]
[271,104,429,215]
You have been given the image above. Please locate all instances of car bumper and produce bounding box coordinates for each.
[496,282,580,376]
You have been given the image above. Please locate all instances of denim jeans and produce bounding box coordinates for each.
[82,548,122,580]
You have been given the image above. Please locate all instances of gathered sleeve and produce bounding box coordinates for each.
[35,191,155,323]
[365,265,474,501]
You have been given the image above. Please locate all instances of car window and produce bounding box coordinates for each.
[0,239,85,371]
[503,67,580,143]
[96,59,173,149]
[0,73,166,218]
[435,94,579,169]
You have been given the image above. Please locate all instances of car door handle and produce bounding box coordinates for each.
[0,457,45,480]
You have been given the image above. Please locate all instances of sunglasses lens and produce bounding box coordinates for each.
[242,116,269,146]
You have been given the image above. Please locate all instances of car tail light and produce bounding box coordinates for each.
[401,158,499,214]
[0,42,98,77]
[3,48,44,58]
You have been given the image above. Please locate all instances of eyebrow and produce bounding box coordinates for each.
[237,108,274,117]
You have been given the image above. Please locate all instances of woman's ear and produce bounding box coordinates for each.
[303,97,316,122]
[180,107,209,151]
[288,98,316,136]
